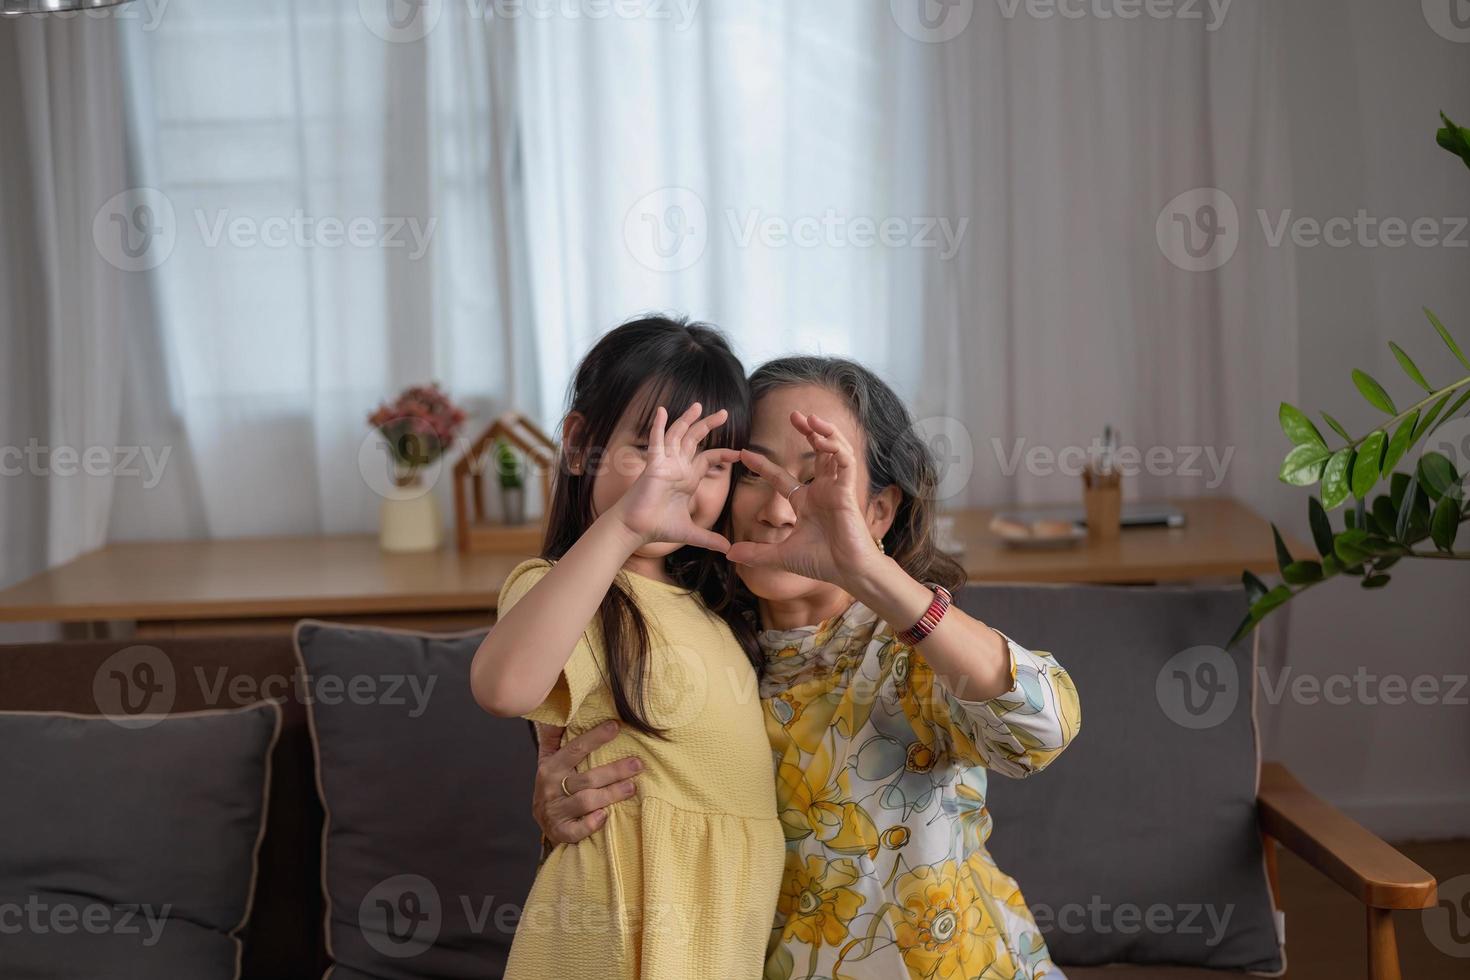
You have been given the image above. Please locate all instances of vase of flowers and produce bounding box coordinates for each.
[366,383,467,553]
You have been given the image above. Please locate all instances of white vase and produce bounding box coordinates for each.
[379,479,442,553]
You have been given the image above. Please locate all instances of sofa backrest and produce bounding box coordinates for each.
[0,635,327,980]
[958,583,1283,974]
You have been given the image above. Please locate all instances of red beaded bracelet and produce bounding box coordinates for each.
[896,584,952,646]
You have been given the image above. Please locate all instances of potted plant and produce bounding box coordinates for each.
[495,437,528,525]
[366,383,467,552]
[1234,113,1470,643]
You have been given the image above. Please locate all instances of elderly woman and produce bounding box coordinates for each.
[531,356,1080,979]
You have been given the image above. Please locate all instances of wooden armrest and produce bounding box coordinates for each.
[1258,762,1437,910]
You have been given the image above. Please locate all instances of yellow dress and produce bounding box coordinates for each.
[501,559,785,980]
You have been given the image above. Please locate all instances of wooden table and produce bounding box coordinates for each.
[0,497,1301,637]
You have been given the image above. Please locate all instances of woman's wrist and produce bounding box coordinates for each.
[844,554,935,630]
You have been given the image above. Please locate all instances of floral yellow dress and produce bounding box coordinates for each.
[760,600,1080,980]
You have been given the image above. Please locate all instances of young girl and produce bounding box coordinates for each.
[471,316,784,979]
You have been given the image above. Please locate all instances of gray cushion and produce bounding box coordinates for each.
[293,621,539,980]
[0,701,281,980]
[958,584,1283,975]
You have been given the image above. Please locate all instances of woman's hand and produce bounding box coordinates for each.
[532,721,643,845]
[726,411,884,591]
[610,403,740,554]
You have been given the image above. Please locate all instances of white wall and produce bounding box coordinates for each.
[1255,0,1470,839]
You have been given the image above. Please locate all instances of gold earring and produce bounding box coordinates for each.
[874,536,885,554]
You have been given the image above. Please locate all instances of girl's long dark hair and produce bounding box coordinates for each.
[542,315,756,738]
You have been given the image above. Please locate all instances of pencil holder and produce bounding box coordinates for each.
[1082,470,1121,541]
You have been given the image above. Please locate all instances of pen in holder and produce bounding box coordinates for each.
[1083,423,1121,541]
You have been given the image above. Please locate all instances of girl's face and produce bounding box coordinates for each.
[730,383,870,602]
[583,390,736,560]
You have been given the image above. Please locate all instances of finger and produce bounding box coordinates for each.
[552,806,609,845]
[569,777,639,815]
[682,525,732,554]
[665,402,702,453]
[739,448,801,496]
[804,414,855,466]
[646,406,667,456]
[790,410,815,437]
[567,754,644,791]
[683,408,728,452]
[554,719,621,774]
[696,447,741,474]
[726,540,781,567]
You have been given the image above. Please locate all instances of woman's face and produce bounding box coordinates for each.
[730,383,870,602]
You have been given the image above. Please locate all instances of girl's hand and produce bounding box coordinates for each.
[610,403,739,553]
[726,411,885,590]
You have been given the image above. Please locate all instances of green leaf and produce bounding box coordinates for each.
[1390,471,1412,510]
[1362,573,1392,589]
[1370,495,1398,539]
[1418,451,1459,501]
[1382,410,1419,476]
[1271,523,1296,574]
[1360,534,1409,557]
[1321,448,1354,509]
[1352,369,1397,415]
[1250,584,1293,619]
[1308,496,1334,557]
[1321,553,1342,577]
[1279,442,1332,486]
[1350,430,1387,499]
[1425,306,1470,370]
[1282,560,1323,585]
[1437,112,1470,172]
[1279,403,1328,449]
[763,939,795,980]
[1334,529,1372,566]
[1389,342,1432,392]
[1320,411,1353,443]
[1431,494,1461,552]
[1437,388,1470,430]
[1242,569,1269,603]
[1396,473,1419,541]
[1414,392,1453,441]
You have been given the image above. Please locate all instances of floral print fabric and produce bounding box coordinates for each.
[761,600,1080,979]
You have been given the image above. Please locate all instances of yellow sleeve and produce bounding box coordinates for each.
[495,559,604,727]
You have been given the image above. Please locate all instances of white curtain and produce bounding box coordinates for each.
[4,0,1297,558]
[514,0,1298,509]
[108,0,533,540]
[0,13,165,594]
